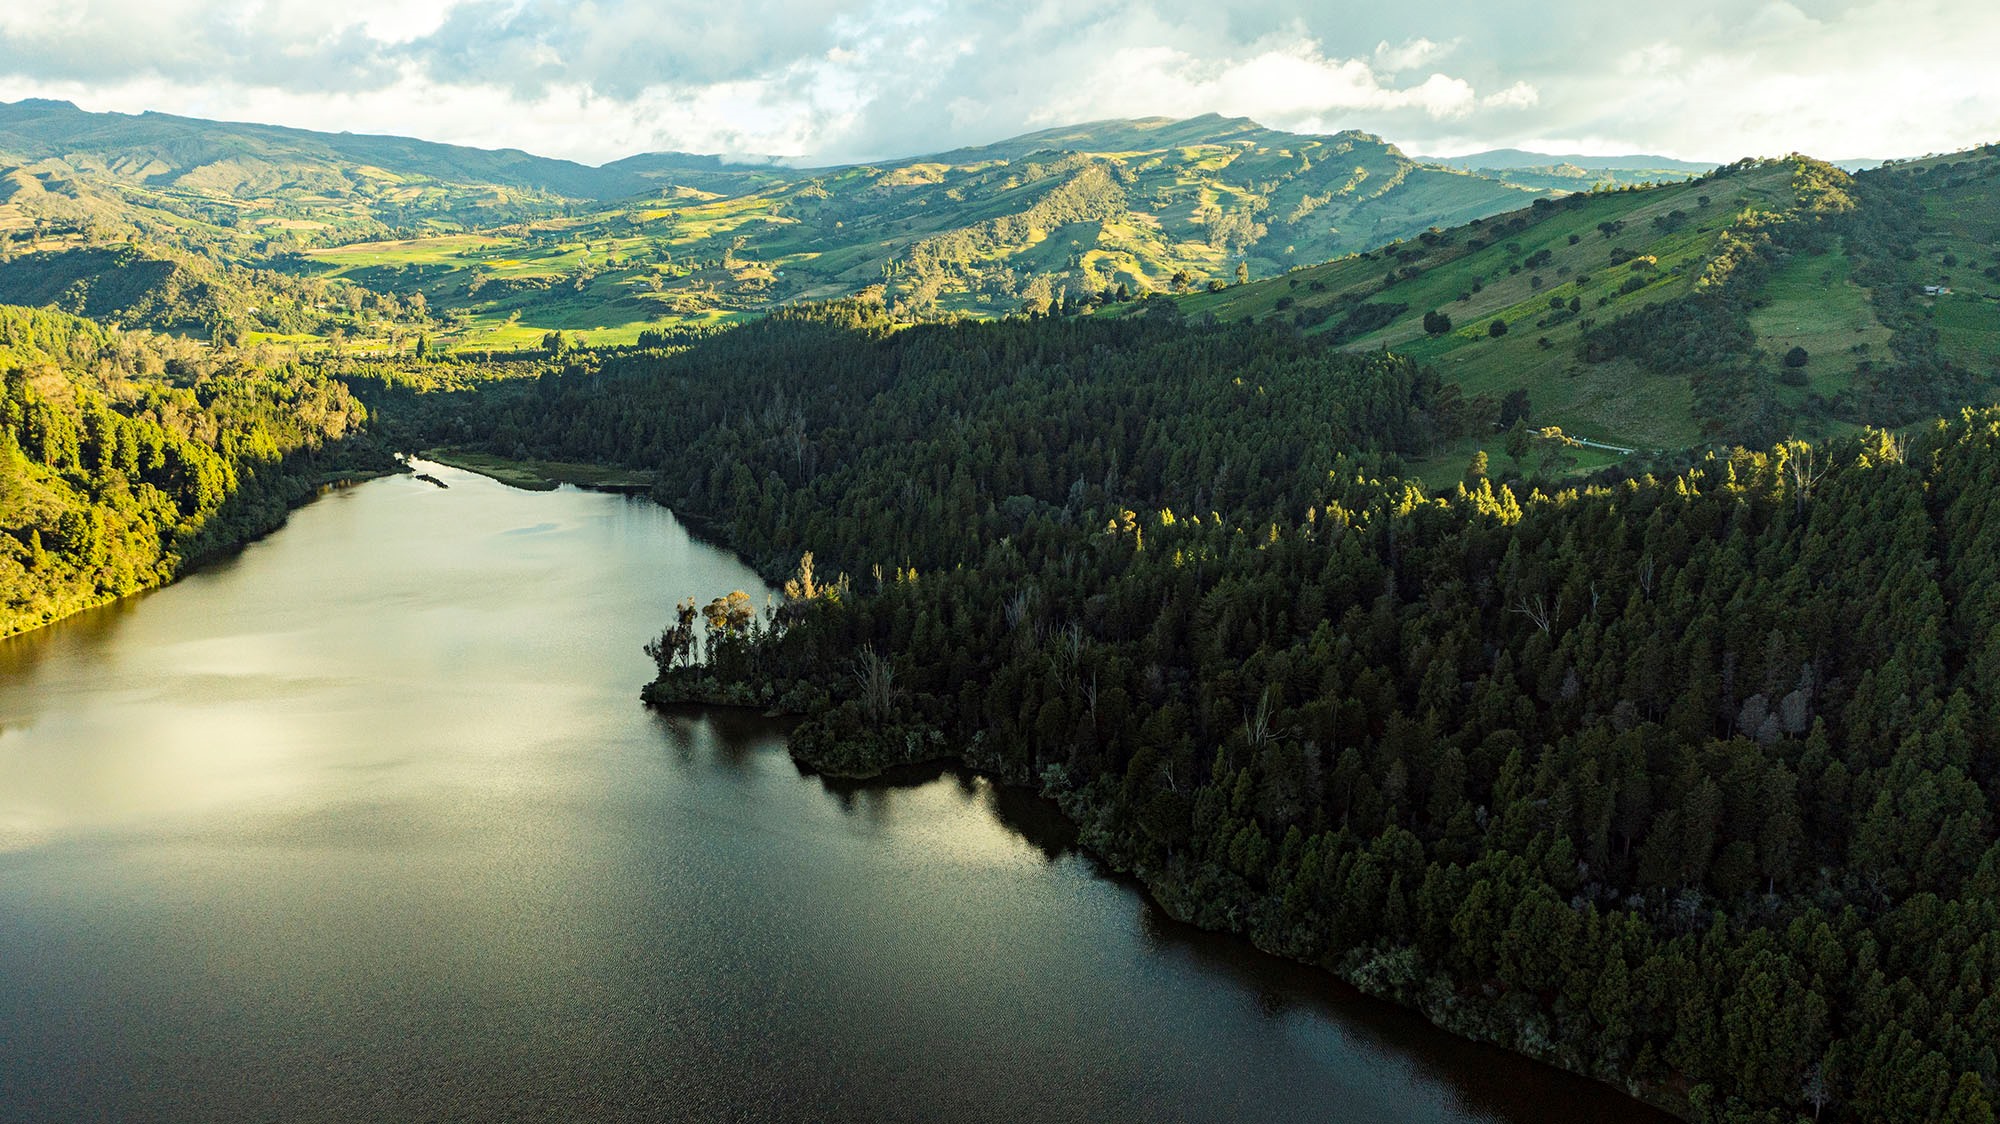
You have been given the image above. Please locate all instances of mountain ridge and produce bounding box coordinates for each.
[1421,149,1722,174]
[0,98,645,198]
[0,99,1913,203]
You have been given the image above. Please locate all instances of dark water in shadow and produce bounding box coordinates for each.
[0,460,1668,1123]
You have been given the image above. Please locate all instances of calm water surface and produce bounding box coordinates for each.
[0,461,1668,1123]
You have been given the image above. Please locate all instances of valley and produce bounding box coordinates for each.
[5,96,2000,1124]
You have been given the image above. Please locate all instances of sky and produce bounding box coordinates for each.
[0,0,1995,167]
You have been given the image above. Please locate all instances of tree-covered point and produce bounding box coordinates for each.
[394,303,2000,1123]
[0,304,390,634]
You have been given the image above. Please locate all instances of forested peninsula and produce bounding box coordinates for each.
[399,302,2000,1124]
[0,305,388,635]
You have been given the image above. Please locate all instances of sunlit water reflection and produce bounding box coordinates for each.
[0,461,1665,1123]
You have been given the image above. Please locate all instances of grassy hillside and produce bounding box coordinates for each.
[5,101,1995,457]
[284,115,1549,349]
[1856,150,2000,370]
[1152,149,2000,483]
[0,99,604,256]
[0,104,1551,351]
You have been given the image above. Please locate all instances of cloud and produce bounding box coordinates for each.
[1622,44,1684,75]
[1482,82,1538,110]
[1029,42,1481,127]
[0,0,1995,165]
[1525,0,2000,161]
[1373,37,1453,74]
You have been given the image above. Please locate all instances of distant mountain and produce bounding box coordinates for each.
[0,102,1560,345]
[287,113,1555,344]
[917,113,1315,163]
[0,99,641,255]
[1414,149,1720,193]
[1422,149,1720,175]
[597,151,795,189]
[1420,149,1888,191]
[0,99,645,199]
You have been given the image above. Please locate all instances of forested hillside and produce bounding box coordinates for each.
[0,305,387,634]
[422,303,1460,568]
[0,243,439,346]
[394,303,2000,1123]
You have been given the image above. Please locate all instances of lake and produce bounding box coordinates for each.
[0,460,1667,1123]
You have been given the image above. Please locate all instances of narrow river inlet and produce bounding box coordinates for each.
[0,461,1668,1123]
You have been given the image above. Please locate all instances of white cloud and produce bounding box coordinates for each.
[1543,0,2000,161]
[1481,81,1538,110]
[1028,42,1487,134]
[1373,37,1452,73]
[1622,43,1684,74]
[1743,1,1818,40]
[0,0,1996,165]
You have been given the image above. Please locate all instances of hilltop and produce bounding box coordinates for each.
[0,100,635,197]
[1418,149,1720,192]
[1143,146,2000,480]
[0,242,426,345]
[0,101,1553,349]
[286,113,1553,347]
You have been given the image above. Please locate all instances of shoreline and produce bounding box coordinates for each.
[0,463,403,643]
[420,447,655,494]
[645,677,1679,1121]
[475,442,1675,1118]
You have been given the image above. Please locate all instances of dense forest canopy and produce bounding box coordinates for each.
[379,301,2000,1124]
[0,304,388,634]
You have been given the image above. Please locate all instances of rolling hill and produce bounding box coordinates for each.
[0,242,427,344]
[285,113,1555,347]
[1417,149,1719,192]
[0,99,627,256]
[0,102,1560,349]
[1147,146,2000,481]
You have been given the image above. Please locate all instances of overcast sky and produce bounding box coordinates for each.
[0,0,1994,166]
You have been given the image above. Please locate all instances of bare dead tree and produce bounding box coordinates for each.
[1244,687,1279,751]
[1786,440,1831,517]
[1510,593,1553,636]
[1802,1060,1831,1123]
[851,649,902,724]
